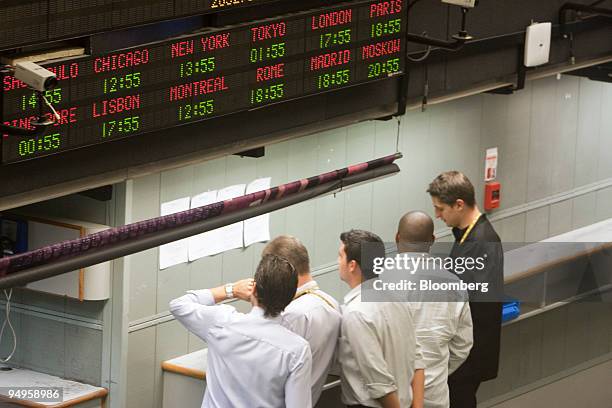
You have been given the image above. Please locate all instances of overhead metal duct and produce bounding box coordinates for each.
[0,153,402,289]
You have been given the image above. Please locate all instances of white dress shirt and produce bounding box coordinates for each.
[281,280,342,405]
[412,301,473,408]
[169,289,312,408]
[339,283,425,408]
[400,252,474,408]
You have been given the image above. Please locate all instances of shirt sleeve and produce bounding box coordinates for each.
[281,310,310,339]
[169,289,236,341]
[343,310,398,399]
[448,301,474,374]
[284,344,313,408]
[410,304,427,371]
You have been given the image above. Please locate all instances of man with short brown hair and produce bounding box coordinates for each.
[169,254,312,408]
[427,171,504,408]
[262,235,341,405]
[337,229,425,408]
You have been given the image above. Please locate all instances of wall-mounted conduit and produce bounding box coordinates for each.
[0,154,402,289]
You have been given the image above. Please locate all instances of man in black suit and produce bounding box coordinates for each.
[427,171,504,408]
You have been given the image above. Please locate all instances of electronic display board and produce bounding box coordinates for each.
[0,0,48,49]
[1,0,407,164]
[0,0,299,49]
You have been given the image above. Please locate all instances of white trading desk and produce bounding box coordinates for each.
[161,349,342,408]
[502,217,612,323]
[504,217,612,284]
[161,349,207,408]
[0,368,107,407]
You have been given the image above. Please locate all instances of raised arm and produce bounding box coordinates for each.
[169,286,234,341]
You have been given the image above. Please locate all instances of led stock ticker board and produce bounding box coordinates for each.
[1,0,407,164]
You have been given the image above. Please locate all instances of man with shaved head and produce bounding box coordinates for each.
[396,211,436,253]
[262,235,341,405]
[396,211,473,408]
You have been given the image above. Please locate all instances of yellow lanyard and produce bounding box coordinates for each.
[294,286,337,311]
[459,214,481,245]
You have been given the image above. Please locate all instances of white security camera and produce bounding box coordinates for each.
[14,61,58,92]
[442,0,478,8]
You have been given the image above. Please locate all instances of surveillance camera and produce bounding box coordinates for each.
[14,61,58,92]
[442,0,478,8]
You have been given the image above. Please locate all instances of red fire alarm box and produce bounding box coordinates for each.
[484,182,501,211]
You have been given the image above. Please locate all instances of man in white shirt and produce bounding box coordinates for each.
[337,229,425,408]
[396,211,473,408]
[262,235,342,405]
[169,254,312,408]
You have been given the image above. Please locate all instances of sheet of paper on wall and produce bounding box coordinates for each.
[244,177,272,247]
[188,190,219,261]
[215,184,247,253]
[484,147,499,181]
[159,197,191,270]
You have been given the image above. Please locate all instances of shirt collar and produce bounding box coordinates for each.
[249,305,282,322]
[296,280,318,293]
[343,284,362,305]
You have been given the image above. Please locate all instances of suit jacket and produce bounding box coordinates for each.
[449,214,503,382]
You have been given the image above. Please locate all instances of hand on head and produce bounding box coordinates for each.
[233,278,255,301]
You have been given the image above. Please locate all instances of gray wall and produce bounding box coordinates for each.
[0,194,113,385]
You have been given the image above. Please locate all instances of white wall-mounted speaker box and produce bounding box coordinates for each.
[524,22,552,67]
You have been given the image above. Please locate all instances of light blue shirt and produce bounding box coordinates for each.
[169,289,312,408]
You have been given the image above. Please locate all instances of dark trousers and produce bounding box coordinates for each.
[448,375,481,408]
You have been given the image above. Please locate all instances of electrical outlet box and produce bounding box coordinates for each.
[524,22,552,67]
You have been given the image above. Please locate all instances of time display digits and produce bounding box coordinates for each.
[250,43,286,63]
[179,57,216,78]
[367,58,401,78]
[250,83,285,104]
[320,29,352,49]
[102,116,141,138]
[178,100,215,121]
[18,133,62,158]
[371,18,402,38]
[103,73,141,94]
[317,69,350,89]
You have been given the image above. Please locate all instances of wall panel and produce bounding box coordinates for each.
[574,78,602,187]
